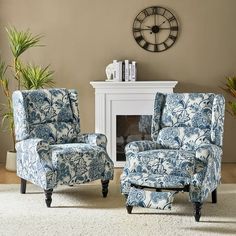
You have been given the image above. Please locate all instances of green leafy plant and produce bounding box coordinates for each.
[20,64,54,90]
[224,76,236,117]
[0,27,54,152]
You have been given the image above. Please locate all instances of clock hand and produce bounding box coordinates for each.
[158,20,167,27]
[133,28,152,32]
[159,27,171,30]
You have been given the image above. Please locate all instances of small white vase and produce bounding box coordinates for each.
[5,151,17,172]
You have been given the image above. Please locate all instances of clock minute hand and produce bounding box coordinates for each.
[158,20,167,27]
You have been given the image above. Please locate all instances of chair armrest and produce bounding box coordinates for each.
[125,140,159,156]
[77,133,107,149]
[195,144,222,164]
[16,138,49,153]
[190,143,222,202]
[16,138,54,171]
[194,144,222,183]
[122,140,160,174]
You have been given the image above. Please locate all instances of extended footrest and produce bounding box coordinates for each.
[126,186,176,211]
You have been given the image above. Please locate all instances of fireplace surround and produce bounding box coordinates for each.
[90,81,178,167]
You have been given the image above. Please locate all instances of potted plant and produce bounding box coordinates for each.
[224,76,236,117]
[0,27,54,171]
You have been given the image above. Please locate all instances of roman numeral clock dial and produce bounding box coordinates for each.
[133,6,179,52]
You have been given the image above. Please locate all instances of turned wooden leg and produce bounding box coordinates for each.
[126,205,133,214]
[20,178,27,194]
[101,180,109,198]
[193,202,203,222]
[212,188,217,203]
[44,189,53,207]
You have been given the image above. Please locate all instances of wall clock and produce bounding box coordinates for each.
[133,6,179,52]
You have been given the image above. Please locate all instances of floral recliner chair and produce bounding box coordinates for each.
[120,93,225,221]
[12,88,114,207]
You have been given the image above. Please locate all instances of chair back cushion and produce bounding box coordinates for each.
[13,88,80,144]
[152,93,225,147]
[157,127,211,151]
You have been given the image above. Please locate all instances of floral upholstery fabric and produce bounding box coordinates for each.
[124,149,195,177]
[121,92,225,205]
[12,88,80,144]
[16,138,56,189]
[121,173,189,194]
[190,143,222,202]
[77,133,108,150]
[127,187,175,210]
[161,93,215,129]
[50,143,113,185]
[157,127,211,151]
[13,88,114,190]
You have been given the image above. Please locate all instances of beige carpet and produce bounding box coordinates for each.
[0,183,235,236]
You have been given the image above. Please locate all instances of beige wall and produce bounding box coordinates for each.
[0,0,236,162]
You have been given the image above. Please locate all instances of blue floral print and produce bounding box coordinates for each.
[12,88,114,190]
[121,92,225,208]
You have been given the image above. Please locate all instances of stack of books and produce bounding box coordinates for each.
[106,60,137,82]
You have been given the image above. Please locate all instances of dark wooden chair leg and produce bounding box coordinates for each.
[20,178,27,194]
[126,205,133,214]
[44,189,53,207]
[193,202,203,222]
[212,188,217,203]
[101,180,109,198]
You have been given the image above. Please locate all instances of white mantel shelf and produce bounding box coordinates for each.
[90,80,178,167]
[90,81,178,93]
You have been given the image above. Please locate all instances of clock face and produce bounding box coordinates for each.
[133,6,179,52]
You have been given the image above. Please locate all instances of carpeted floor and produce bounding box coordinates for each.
[0,183,235,236]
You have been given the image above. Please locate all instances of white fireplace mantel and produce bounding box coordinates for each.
[90,81,178,167]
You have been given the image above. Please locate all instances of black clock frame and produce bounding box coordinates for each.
[133,6,179,52]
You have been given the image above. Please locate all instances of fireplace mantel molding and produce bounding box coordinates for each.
[90,81,178,166]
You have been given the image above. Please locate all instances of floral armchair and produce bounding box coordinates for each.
[120,93,225,221]
[12,88,114,207]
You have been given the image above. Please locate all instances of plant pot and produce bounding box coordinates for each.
[5,151,17,172]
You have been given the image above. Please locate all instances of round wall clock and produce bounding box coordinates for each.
[133,6,179,52]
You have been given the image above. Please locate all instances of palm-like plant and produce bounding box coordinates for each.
[0,58,15,150]
[6,27,43,89]
[0,27,54,152]
[225,76,236,117]
[21,64,54,90]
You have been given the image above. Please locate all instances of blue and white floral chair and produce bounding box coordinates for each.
[12,88,114,207]
[120,93,225,221]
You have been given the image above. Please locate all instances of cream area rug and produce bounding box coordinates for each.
[0,183,235,236]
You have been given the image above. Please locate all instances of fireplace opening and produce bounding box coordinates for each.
[116,115,152,161]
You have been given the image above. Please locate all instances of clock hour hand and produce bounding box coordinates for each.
[159,27,170,30]
[133,25,153,32]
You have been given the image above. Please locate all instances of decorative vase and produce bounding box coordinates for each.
[5,151,17,172]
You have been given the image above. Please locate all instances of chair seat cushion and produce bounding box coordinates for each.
[50,143,107,184]
[131,149,195,178]
[127,172,190,188]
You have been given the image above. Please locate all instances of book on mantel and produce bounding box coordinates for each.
[111,60,137,82]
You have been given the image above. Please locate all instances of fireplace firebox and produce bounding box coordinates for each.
[116,115,152,161]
